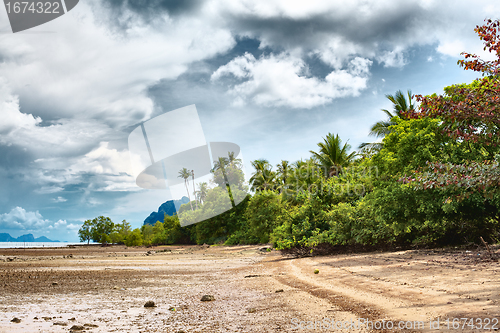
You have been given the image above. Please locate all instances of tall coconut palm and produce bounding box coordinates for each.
[191,170,198,210]
[276,160,290,193]
[195,182,209,204]
[359,90,415,151]
[212,156,236,207]
[178,167,193,211]
[310,133,355,178]
[249,159,275,191]
[227,151,242,168]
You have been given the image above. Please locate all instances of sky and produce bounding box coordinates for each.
[0,0,498,242]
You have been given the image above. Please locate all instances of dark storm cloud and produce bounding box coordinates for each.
[97,0,203,30]
[219,2,437,59]
[103,0,202,16]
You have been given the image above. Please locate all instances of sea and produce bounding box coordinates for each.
[0,242,86,248]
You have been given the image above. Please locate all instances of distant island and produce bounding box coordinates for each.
[0,233,59,242]
[143,197,190,226]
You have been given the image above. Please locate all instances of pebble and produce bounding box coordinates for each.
[201,295,215,302]
[144,300,156,307]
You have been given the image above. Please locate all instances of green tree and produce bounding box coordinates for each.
[195,182,209,204]
[163,215,189,244]
[310,133,355,178]
[90,216,114,244]
[276,160,290,193]
[152,221,166,245]
[124,228,143,246]
[178,167,193,211]
[110,220,131,244]
[359,90,414,151]
[78,219,93,244]
[249,159,275,191]
[141,224,154,246]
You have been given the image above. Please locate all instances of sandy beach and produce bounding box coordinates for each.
[0,244,498,332]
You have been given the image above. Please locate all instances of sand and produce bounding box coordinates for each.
[0,244,498,332]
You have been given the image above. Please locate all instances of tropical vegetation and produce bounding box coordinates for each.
[79,18,500,253]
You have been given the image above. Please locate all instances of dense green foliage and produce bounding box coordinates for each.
[79,19,500,251]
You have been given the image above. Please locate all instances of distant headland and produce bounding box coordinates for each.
[0,233,59,242]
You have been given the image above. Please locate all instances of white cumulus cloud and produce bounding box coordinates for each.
[212,53,372,108]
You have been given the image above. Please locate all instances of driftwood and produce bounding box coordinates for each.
[480,237,496,260]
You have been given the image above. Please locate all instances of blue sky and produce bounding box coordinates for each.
[0,0,496,241]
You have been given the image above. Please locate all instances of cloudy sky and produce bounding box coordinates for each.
[0,0,497,242]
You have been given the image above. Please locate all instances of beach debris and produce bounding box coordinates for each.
[144,300,156,308]
[69,318,76,321]
[247,308,256,313]
[169,306,176,311]
[52,282,59,286]
[244,274,260,278]
[69,325,85,331]
[53,322,67,326]
[275,289,284,293]
[259,247,271,252]
[201,295,215,302]
[314,269,319,274]
[11,317,21,323]
[113,286,119,290]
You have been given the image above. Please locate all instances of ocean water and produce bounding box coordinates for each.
[0,242,85,248]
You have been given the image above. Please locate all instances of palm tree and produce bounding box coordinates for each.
[227,151,242,168]
[276,160,290,193]
[359,90,415,151]
[191,170,198,210]
[212,156,236,207]
[310,133,355,178]
[178,167,193,211]
[195,182,209,204]
[249,159,275,191]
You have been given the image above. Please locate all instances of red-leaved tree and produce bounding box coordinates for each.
[403,19,500,200]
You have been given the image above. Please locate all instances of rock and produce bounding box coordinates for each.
[113,286,119,290]
[11,317,21,323]
[84,323,99,328]
[247,308,256,313]
[314,269,319,274]
[200,295,215,302]
[169,307,176,311]
[244,274,260,278]
[69,325,85,331]
[144,300,156,308]
[53,322,67,326]
[7,257,14,262]
[69,317,76,321]
[33,317,38,320]
[275,289,284,293]
[259,247,271,252]
[52,282,58,286]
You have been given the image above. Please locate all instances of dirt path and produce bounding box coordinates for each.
[0,245,498,332]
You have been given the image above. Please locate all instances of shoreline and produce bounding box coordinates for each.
[0,245,499,332]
